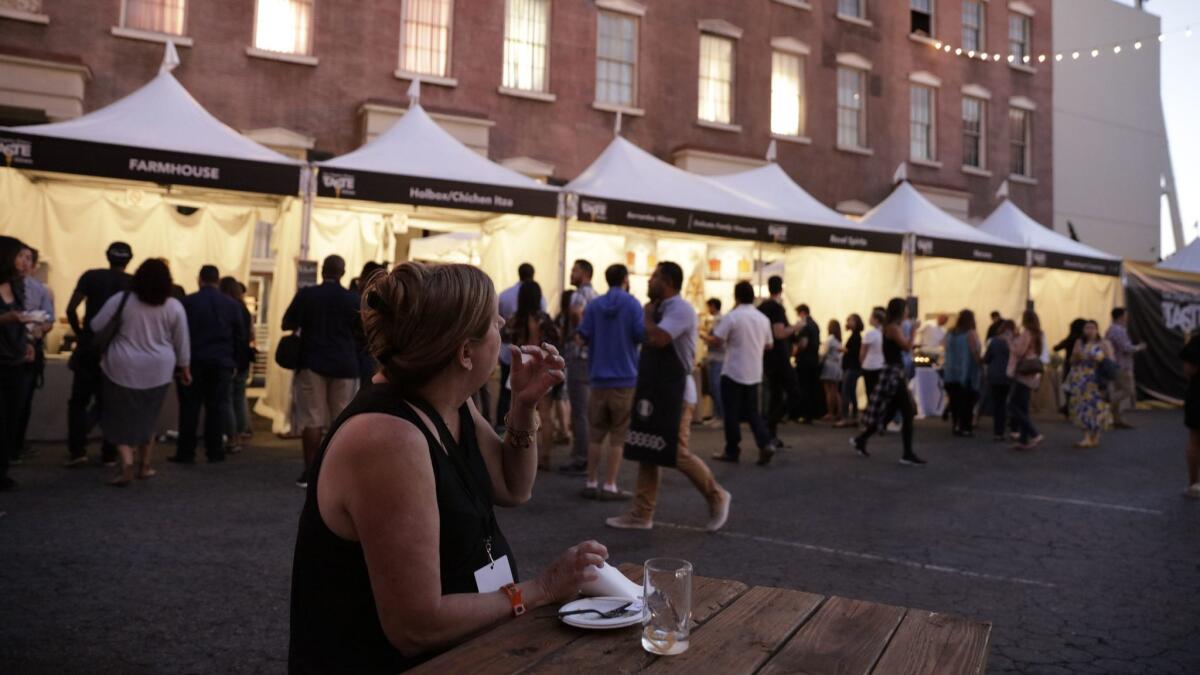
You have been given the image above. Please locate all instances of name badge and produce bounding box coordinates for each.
[474,554,515,593]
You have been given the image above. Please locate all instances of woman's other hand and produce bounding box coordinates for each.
[509,343,565,409]
[535,540,609,604]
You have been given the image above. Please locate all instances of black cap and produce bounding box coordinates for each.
[106,241,133,263]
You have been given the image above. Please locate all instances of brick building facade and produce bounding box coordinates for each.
[0,0,1052,224]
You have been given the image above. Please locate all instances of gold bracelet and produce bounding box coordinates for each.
[503,412,540,450]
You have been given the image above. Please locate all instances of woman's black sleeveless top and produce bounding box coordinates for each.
[883,328,904,366]
[288,383,515,674]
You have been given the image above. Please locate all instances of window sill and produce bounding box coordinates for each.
[110,26,193,46]
[0,8,49,24]
[393,70,458,88]
[498,86,557,103]
[771,133,812,145]
[1008,62,1037,74]
[1009,174,1038,186]
[908,33,939,46]
[696,119,742,133]
[771,0,812,10]
[961,165,992,178]
[910,157,943,169]
[837,144,874,157]
[246,47,318,66]
[592,101,644,116]
[836,13,873,28]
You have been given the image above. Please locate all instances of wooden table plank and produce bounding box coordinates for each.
[407,603,584,675]
[641,586,824,675]
[517,567,749,675]
[758,596,906,675]
[869,610,991,675]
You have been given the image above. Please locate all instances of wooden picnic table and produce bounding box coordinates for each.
[410,563,991,675]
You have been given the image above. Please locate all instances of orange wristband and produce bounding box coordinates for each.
[501,583,526,617]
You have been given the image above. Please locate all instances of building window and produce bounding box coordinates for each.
[1008,13,1030,61]
[400,0,453,77]
[910,0,933,37]
[253,0,314,55]
[122,0,186,35]
[502,0,550,92]
[1009,107,1031,176]
[962,0,984,52]
[962,96,985,168]
[771,51,805,137]
[837,0,864,18]
[837,66,866,148]
[910,85,935,161]
[2,1,43,13]
[596,11,638,107]
[697,33,734,125]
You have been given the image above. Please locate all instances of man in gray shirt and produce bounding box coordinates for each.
[560,259,597,475]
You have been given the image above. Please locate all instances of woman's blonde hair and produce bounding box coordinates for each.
[362,262,497,393]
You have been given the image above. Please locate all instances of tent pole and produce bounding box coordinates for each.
[905,233,915,298]
[756,242,764,294]
[299,166,315,261]
[1025,248,1034,311]
[558,193,570,297]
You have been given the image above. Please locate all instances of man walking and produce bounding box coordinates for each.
[757,276,803,443]
[496,262,545,429]
[171,265,246,465]
[607,261,731,533]
[282,255,360,486]
[64,241,132,467]
[1105,308,1145,429]
[710,282,778,466]
[13,245,53,463]
[577,264,644,499]
[560,259,597,475]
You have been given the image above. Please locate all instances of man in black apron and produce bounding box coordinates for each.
[606,262,732,533]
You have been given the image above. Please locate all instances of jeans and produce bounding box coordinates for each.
[945,382,978,433]
[720,376,772,459]
[224,367,251,439]
[496,361,512,428]
[631,404,722,521]
[0,365,30,478]
[566,357,590,462]
[764,360,802,437]
[1007,383,1038,443]
[706,360,725,420]
[177,364,234,460]
[840,368,862,419]
[990,383,1010,437]
[67,358,117,461]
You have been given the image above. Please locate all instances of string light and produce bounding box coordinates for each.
[1113,45,1121,54]
[944,44,952,52]
[1023,54,1031,63]
[1072,51,1080,59]
[1134,41,1142,49]
[1007,54,1016,62]
[1159,34,1167,42]
[1038,54,1046,63]
[967,50,975,57]
[955,47,962,55]
[993,53,1001,61]
[1091,48,1100,57]
[1055,53,1063,61]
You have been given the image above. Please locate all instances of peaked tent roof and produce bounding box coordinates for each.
[1157,236,1200,273]
[981,199,1121,276]
[708,163,902,253]
[860,181,1024,265]
[315,103,558,216]
[1,69,301,195]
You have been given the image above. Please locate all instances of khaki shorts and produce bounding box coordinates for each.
[295,369,358,431]
[588,387,635,446]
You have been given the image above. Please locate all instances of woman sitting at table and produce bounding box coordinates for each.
[289,262,608,674]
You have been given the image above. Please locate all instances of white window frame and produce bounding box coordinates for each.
[697,30,737,128]
[961,95,986,171]
[595,8,639,110]
[250,0,316,58]
[909,83,937,164]
[1008,106,1032,178]
[397,0,455,81]
[770,45,807,139]
[836,54,871,153]
[837,0,865,20]
[118,0,188,37]
[501,0,552,95]
[962,0,984,53]
[1008,12,1030,61]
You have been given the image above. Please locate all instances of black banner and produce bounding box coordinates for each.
[913,236,1026,266]
[575,194,905,254]
[1032,250,1121,277]
[0,130,302,196]
[316,167,559,217]
[1125,263,1196,404]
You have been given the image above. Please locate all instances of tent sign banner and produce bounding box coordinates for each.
[0,130,301,195]
[576,195,903,253]
[1124,263,1199,404]
[316,168,559,217]
[1030,250,1121,277]
[913,236,1025,266]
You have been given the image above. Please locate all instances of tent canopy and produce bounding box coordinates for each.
[708,163,903,253]
[316,102,558,216]
[1156,236,1200,273]
[980,199,1120,276]
[861,181,1024,265]
[1,57,301,195]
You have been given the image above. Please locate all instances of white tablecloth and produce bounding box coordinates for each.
[913,367,945,419]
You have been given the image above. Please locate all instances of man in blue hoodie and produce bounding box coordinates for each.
[577,264,645,500]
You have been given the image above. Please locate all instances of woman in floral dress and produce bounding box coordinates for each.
[1065,320,1113,448]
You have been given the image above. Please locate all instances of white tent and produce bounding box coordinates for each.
[980,198,1123,347]
[1157,236,1200,273]
[861,181,1028,323]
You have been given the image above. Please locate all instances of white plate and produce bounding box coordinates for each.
[559,596,646,630]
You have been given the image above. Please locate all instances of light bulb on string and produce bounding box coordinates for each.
[944,44,952,52]
[1007,54,1015,62]
[1055,53,1063,61]
[1134,41,1142,50]
[1072,51,1080,59]
[1091,48,1100,57]
[934,40,943,49]
[1023,54,1031,63]
[1159,34,1167,42]
[955,47,963,55]
[993,53,1001,61]
[967,50,975,58]
[1113,45,1121,54]
[1038,54,1046,63]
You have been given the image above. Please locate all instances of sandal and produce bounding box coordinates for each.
[138,468,157,479]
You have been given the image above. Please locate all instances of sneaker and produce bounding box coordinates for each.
[756,446,776,467]
[558,459,588,476]
[707,488,732,532]
[710,452,739,464]
[580,486,598,500]
[849,437,869,458]
[1185,483,1200,499]
[899,455,928,467]
[1028,435,1045,447]
[598,487,633,501]
[605,514,653,530]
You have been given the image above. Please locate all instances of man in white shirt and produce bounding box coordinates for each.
[916,314,949,355]
[709,282,779,466]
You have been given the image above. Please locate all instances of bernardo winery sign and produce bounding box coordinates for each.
[315,167,558,217]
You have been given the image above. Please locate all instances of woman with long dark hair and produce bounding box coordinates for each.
[91,258,191,485]
[983,320,1015,441]
[0,235,33,491]
[820,319,844,423]
[503,281,561,470]
[1007,309,1045,450]
[943,309,982,437]
[1065,320,1113,448]
[549,289,575,446]
[836,313,864,428]
[851,298,926,465]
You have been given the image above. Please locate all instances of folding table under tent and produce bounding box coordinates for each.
[708,163,906,332]
[860,181,1028,325]
[979,198,1122,349]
